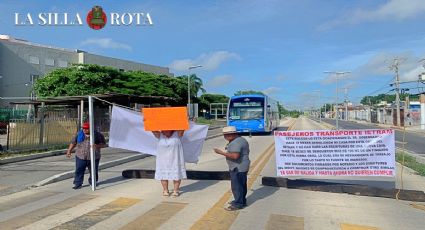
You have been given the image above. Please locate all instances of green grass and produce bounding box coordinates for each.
[396,152,425,176]
[195,117,214,125]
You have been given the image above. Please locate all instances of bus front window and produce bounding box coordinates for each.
[229,107,264,120]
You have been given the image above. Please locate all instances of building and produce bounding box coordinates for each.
[0,35,172,107]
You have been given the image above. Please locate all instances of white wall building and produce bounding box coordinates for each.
[0,35,172,107]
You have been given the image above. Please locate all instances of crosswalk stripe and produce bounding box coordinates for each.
[189,143,275,230]
[0,191,59,212]
[119,201,187,230]
[265,214,304,230]
[0,194,97,230]
[51,197,140,230]
[410,203,425,211]
[340,223,379,230]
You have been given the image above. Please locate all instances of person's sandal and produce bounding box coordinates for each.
[171,191,180,197]
[163,190,170,197]
[224,205,241,211]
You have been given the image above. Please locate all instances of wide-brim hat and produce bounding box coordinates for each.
[222,126,237,134]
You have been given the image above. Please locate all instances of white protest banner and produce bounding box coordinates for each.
[109,106,208,163]
[274,129,395,177]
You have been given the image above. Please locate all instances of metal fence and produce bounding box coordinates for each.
[3,106,111,151]
[0,108,28,121]
[7,118,79,151]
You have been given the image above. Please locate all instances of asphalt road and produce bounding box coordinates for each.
[315,118,425,156]
[1,117,424,230]
[0,127,224,197]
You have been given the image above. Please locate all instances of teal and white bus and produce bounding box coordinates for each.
[226,94,280,133]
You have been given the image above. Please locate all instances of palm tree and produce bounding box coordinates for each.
[189,74,206,99]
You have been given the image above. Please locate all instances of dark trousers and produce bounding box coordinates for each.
[74,157,100,186]
[229,168,248,208]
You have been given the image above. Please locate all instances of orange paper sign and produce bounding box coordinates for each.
[142,107,189,131]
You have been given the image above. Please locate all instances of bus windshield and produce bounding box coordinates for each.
[228,97,264,120]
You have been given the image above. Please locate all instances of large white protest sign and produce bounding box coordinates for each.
[109,106,208,163]
[274,129,395,177]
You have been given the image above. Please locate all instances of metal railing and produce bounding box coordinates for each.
[7,118,79,151]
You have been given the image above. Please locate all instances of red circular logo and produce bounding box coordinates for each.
[86,6,107,30]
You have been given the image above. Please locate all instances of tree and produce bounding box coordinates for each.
[176,74,206,103]
[234,90,264,96]
[320,103,333,113]
[360,93,415,105]
[34,64,191,104]
[277,102,301,118]
[198,93,229,114]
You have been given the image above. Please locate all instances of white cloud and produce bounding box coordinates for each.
[356,52,422,81]
[319,0,425,30]
[321,72,352,85]
[262,87,282,95]
[80,38,132,51]
[275,74,286,82]
[169,51,241,72]
[207,75,233,88]
[320,51,425,93]
[402,66,425,81]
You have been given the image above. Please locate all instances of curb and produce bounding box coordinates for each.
[30,133,222,188]
[122,169,231,180]
[262,176,425,202]
[1,129,222,166]
[0,149,66,165]
[308,117,335,130]
[31,154,150,187]
[206,133,222,140]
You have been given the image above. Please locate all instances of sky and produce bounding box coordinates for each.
[2,0,425,110]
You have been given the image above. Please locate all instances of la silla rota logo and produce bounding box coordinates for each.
[87,6,107,30]
[14,5,153,29]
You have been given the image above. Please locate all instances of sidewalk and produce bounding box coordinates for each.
[351,119,425,134]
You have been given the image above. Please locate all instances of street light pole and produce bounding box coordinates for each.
[324,71,350,129]
[313,90,321,122]
[187,65,202,118]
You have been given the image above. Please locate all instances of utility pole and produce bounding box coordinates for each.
[342,87,348,121]
[324,71,350,129]
[390,59,401,127]
[313,90,321,122]
[187,65,202,118]
[368,97,372,123]
[324,103,327,118]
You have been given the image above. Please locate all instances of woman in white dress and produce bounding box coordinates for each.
[152,130,186,197]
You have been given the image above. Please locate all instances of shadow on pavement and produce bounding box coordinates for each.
[95,175,132,190]
[246,185,279,206]
[180,180,220,194]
